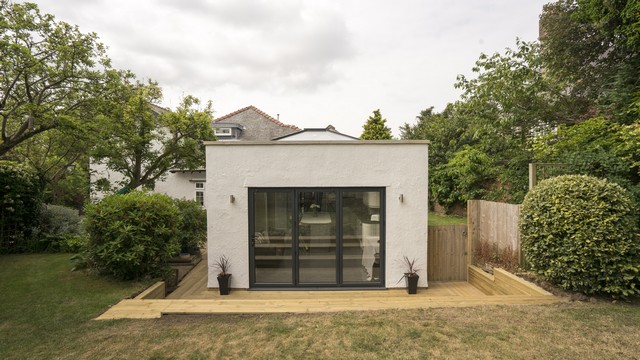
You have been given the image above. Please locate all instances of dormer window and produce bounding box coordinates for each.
[214,127,232,136]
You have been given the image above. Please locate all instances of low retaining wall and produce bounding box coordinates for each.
[135,281,166,299]
[468,265,551,296]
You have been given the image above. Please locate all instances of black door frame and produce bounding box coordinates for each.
[248,187,386,289]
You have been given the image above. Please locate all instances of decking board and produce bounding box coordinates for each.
[97,255,563,320]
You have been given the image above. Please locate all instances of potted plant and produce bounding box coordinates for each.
[402,256,420,294]
[214,255,232,295]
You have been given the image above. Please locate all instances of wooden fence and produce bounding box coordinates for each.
[427,224,468,281]
[467,200,522,268]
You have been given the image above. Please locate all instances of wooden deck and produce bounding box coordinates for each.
[96,256,563,320]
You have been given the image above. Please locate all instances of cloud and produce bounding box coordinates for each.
[149,0,355,92]
[35,0,354,95]
[32,0,548,137]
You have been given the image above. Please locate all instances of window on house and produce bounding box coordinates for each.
[214,128,232,136]
[250,187,385,288]
[195,182,204,205]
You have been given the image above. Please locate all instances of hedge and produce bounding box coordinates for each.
[520,175,640,298]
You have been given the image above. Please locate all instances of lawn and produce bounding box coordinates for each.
[1,254,639,359]
[429,212,467,225]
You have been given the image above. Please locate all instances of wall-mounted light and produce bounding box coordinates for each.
[230,195,235,203]
[399,194,404,203]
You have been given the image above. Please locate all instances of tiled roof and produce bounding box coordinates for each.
[214,105,301,131]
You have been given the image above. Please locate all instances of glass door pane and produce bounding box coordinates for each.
[342,191,382,283]
[252,191,293,284]
[297,191,337,284]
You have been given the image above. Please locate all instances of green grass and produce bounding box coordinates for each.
[428,212,467,225]
[0,254,149,359]
[1,254,639,359]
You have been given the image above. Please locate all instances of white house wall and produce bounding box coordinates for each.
[154,171,206,205]
[89,162,204,203]
[89,161,127,200]
[89,129,203,201]
[205,141,429,289]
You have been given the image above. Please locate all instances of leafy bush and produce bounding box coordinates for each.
[520,175,640,298]
[34,204,83,252]
[0,161,43,253]
[62,234,89,253]
[431,146,495,212]
[173,198,206,253]
[84,191,181,280]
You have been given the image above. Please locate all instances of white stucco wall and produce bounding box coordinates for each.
[205,140,429,289]
[154,171,206,205]
[89,162,205,204]
[89,161,127,200]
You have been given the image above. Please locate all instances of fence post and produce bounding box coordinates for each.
[529,163,536,189]
[466,200,479,267]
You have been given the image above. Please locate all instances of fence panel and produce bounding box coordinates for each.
[468,200,521,269]
[428,224,468,281]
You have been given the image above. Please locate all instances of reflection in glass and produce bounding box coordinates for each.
[253,191,292,284]
[342,191,381,283]
[298,191,337,284]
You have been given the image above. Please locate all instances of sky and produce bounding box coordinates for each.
[33,0,552,138]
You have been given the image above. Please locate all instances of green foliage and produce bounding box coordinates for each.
[10,127,94,210]
[539,0,640,122]
[521,175,640,298]
[91,81,215,192]
[453,41,572,204]
[430,146,495,211]
[0,1,114,156]
[532,117,640,209]
[84,191,181,279]
[360,109,393,140]
[403,41,574,211]
[34,204,83,252]
[400,105,469,166]
[0,161,42,253]
[42,162,90,210]
[173,198,207,253]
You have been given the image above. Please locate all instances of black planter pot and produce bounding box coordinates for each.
[217,274,231,295]
[406,274,419,294]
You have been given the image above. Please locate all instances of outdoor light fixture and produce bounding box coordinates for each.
[399,194,404,203]
[230,195,235,203]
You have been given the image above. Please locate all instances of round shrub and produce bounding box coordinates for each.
[35,204,83,252]
[520,175,640,298]
[173,198,207,254]
[0,161,43,253]
[84,191,181,279]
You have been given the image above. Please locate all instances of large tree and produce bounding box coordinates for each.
[91,81,215,192]
[539,0,640,123]
[9,126,92,208]
[0,1,113,156]
[452,40,570,203]
[400,104,469,166]
[402,40,577,210]
[360,109,393,140]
